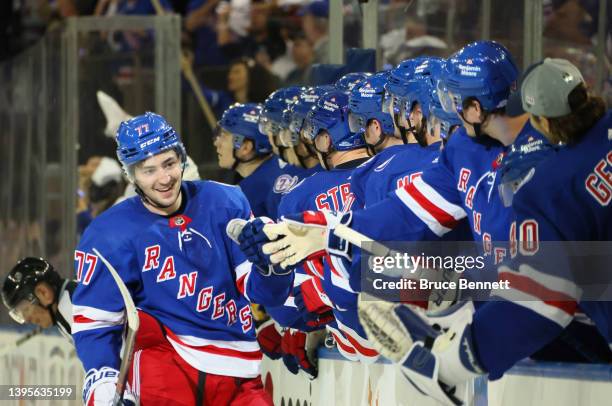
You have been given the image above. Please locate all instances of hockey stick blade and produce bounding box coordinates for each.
[0,326,44,357]
[92,248,140,406]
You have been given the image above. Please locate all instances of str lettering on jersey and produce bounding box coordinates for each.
[315,182,353,211]
[584,150,612,206]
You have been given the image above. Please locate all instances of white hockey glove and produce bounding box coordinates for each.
[262,210,353,269]
[83,367,136,406]
[358,298,483,406]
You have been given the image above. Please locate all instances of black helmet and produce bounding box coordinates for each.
[2,257,62,321]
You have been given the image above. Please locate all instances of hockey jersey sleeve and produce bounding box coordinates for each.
[72,225,141,374]
[229,189,294,306]
[351,148,466,242]
[471,183,579,379]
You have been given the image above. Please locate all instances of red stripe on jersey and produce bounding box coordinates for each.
[331,333,356,354]
[405,183,460,229]
[340,329,379,357]
[166,329,262,361]
[74,315,96,323]
[236,274,247,296]
[302,211,328,226]
[500,271,578,315]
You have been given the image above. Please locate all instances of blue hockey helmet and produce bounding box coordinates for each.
[498,136,556,207]
[304,89,365,151]
[403,57,446,121]
[281,85,334,147]
[430,91,462,141]
[440,40,519,115]
[347,71,395,136]
[260,86,304,136]
[219,103,272,155]
[385,57,429,100]
[335,72,372,92]
[116,112,187,173]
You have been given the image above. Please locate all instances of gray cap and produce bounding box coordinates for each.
[520,58,584,118]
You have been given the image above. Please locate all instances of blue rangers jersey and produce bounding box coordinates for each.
[273,159,380,362]
[351,143,441,208]
[350,121,547,266]
[72,181,293,379]
[239,157,309,219]
[472,111,612,379]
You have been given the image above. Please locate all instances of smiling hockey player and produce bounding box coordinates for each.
[72,112,293,405]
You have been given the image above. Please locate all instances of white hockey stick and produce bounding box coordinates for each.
[333,224,393,258]
[92,248,140,406]
[0,326,44,357]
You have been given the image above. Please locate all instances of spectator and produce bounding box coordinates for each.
[76,156,125,236]
[284,32,314,85]
[380,15,448,67]
[202,57,280,116]
[299,0,329,64]
[217,0,287,69]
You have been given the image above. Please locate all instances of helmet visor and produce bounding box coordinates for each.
[278,128,298,147]
[437,81,456,114]
[8,294,40,324]
[348,112,366,134]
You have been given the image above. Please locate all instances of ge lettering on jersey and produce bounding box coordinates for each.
[585,150,612,206]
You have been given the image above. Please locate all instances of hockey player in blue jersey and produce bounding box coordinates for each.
[349,62,449,209]
[241,88,381,367]
[356,58,612,406]
[73,112,293,405]
[256,41,538,276]
[214,103,298,220]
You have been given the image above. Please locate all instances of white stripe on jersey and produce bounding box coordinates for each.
[395,187,452,237]
[499,263,582,300]
[72,305,125,334]
[492,288,574,328]
[166,335,261,378]
[412,176,467,221]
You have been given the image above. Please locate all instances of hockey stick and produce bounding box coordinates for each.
[92,248,140,406]
[149,0,217,131]
[0,326,44,357]
[333,224,393,258]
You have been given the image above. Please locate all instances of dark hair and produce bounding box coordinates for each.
[536,83,606,144]
[229,57,280,103]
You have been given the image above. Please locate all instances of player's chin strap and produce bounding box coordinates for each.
[459,109,499,147]
[413,117,429,147]
[314,145,336,171]
[230,150,263,171]
[393,113,416,145]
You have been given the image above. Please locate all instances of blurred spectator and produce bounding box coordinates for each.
[183,0,230,66]
[380,15,448,67]
[58,0,97,16]
[299,0,328,64]
[202,57,280,116]
[284,31,314,85]
[217,0,287,69]
[77,156,125,236]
